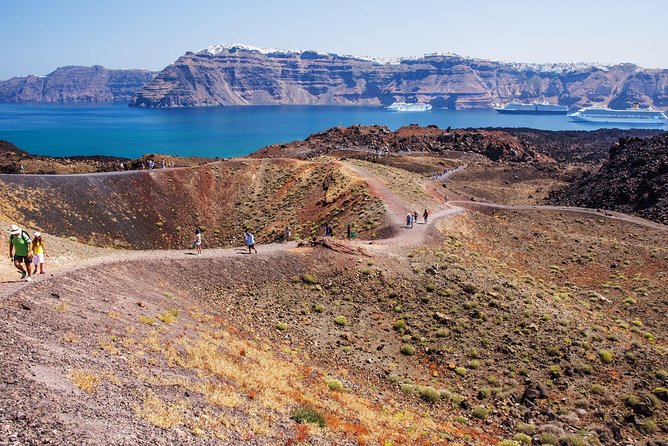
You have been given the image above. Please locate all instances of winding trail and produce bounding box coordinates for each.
[2,159,666,299]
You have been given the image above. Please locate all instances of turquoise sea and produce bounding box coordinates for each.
[1,103,665,159]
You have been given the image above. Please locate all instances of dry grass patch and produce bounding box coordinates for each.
[67,369,101,393]
[135,391,186,429]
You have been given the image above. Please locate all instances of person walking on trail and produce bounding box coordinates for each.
[8,224,32,281]
[284,225,292,242]
[244,230,258,254]
[423,209,429,224]
[31,232,48,275]
[324,223,333,237]
[413,211,419,225]
[406,213,412,228]
[194,226,203,255]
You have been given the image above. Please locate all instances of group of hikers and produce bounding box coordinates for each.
[8,224,48,282]
[117,159,175,171]
[406,209,429,228]
[191,220,354,255]
[193,226,258,255]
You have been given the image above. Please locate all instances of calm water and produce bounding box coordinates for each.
[1,103,665,158]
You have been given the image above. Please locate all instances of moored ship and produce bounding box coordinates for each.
[387,102,432,112]
[568,105,667,126]
[494,101,569,114]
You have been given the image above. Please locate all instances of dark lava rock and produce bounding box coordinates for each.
[551,132,668,224]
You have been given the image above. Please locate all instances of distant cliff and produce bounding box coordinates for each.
[130,44,668,109]
[0,66,156,103]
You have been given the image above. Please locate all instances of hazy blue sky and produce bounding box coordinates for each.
[1,0,667,79]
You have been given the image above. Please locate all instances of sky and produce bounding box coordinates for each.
[1,0,667,80]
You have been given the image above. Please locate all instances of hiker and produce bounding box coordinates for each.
[19,164,24,175]
[423,209,429,223]
[406,213,412,228]
[325,223,333,237]
[444,194,449,203]
[31,232,48,275]
[413,211,419,225]
[284,225,292,241]
[244,230,258,254]
[8,224,32,281]
[194,226,203,255]
[161,159,166,169]
[347,224,352,239]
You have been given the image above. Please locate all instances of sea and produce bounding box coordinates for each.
[1,103,665,159]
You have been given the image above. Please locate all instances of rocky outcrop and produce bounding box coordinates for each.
[551,133,668,223]
[252,124,550,163]
[0,66,156,103]
[130,44,668,109]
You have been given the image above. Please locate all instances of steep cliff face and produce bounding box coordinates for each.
[0,66,155,103]
[130,44,668,109]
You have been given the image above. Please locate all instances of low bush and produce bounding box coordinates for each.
[290,406,325,428]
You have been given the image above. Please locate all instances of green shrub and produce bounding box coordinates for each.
[393,319,407,331]
[455,367,467,377]
[313,304,325,313]
[540,432,558,445]
[560,434,587,446]
[301,273,318,285]
[655,369,668,381]
[497,441,520,446]
[276,322,288,331]
[513,433,532,444]
[333,315,348,326]
[426,283,436,292]
[453,416,468,425]
[625,394,642,407]
[591,384,607,395]
[515,422,536,435]
[400,383,415,394]
[472,406,490,419]
[290,406,325,427]
[467,360,481,370]
[548,365,562,377]
[639,419,657,434]
[598,349,614,364]
[400,344,416,356]
[326,379,344,391]
[477,387,491,399]
[417,385,440,403]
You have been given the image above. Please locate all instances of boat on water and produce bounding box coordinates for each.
[494,101,568,115]
[568,105,667,126]
[386,102,432,112]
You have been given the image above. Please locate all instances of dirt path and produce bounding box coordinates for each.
[3,161,666,299]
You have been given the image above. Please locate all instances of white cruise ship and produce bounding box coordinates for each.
[569,106,667,126]
[494,101,568,114]
[386,102,432,112]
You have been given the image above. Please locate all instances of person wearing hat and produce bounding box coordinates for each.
[8,224,32,281]
[31,232,48,275]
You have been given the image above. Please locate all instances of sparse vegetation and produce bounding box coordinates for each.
[290,406,325,428]
[333,315,348,326]
[67,369,101,393]
[400,344,416,356]
[326,378,344,391]
[157,308,179,324]
[598,349,614,363]
[472,406,490,419]
[276,322,288,331]
[301,273,318,285]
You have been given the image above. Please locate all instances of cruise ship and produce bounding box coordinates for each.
[386,102,432,112]
[494,101,568,114]
[568,106,667,126]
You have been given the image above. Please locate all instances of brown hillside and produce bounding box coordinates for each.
[0,158,387,249]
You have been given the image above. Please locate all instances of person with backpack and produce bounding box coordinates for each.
[324,223,333,237]
[31,232,48,275]
[8,224,32,281]
[423,209,429,223]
